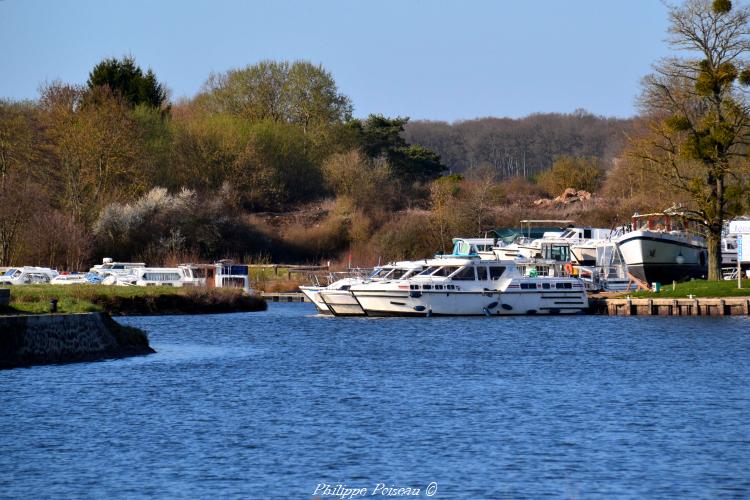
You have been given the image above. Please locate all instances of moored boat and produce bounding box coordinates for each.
[0,267,59,285]
[50,273,90,285]
[347,255,587,317]
[316,261,425,316]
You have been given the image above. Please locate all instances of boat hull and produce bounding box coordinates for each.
[299,286,331,314]
[318,290,366,316]
[616,232,707,284]
[352,288,588,316]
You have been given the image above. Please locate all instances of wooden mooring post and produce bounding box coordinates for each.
[593,297,750,316]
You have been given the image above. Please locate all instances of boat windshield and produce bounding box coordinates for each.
[489,266,506,279]
[417,266,439,276]
[451,266,476,280]
[632,215,690,232]
[389,268,411,279]
[370,268,393,279]
[559,229,578,239]
[4,269,16,276]
[431,266,460,277]
[142,272,181,281]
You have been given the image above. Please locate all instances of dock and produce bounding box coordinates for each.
[260,292,309,303]
[591,297,750,316]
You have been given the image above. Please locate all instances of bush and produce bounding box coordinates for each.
[536,156,604,196]
[372,211,437,261]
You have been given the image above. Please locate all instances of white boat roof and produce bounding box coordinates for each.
[519,219,575,224]
[422,256,516,266]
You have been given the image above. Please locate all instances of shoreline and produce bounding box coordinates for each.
[1,286,267,316]
[0,312,155,370]
[590,297,750,317]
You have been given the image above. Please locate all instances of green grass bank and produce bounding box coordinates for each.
[1,285,267,315]
[630,279,750,299]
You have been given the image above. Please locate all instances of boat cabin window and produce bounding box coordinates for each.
[555,282,573,289]
[143,272,182,282]
[520,283,537,289]
[371,268,394,279]
[542,283,551,289]
[489,266,506,280]
[477,266,489,280]
[560,229,575,238]
[389,268,410,279]
[400,270,418,279]
[542,244,570,262]
[451,266,476,281]
[435,285,444,290]
[583,229,591,239]
[432,266,460,277]
[417,266,439,276]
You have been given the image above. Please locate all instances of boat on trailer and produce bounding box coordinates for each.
[615,209,707,284]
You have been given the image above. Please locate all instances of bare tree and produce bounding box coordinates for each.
[0,101,40,265]
[632,0,750,280]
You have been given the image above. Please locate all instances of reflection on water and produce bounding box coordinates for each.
[1,304,749,498]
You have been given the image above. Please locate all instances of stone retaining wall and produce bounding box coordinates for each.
[0,313,154,369]
[590,297,750,316]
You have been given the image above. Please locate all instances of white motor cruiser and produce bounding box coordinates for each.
[0,267,59,285]
[516,227,615,264]
[300,276,367,315]
[615,210,707,285]
[314,261,425,315]
[109,265,209,287]
[341,255,587,317]
[90,258,146,278]
[50,273,90,285]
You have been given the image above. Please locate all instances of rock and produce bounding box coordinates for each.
[532,188,593,207]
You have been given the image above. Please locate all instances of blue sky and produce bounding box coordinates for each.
[0,0,670,121]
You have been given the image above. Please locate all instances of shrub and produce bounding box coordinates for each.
[536,156,604,196]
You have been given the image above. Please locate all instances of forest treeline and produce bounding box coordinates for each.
[0,56,719,270]
[404,112,633,178]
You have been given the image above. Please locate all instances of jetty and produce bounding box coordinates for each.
[591,297,750,316]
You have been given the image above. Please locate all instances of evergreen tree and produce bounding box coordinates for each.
[87,56,168,109]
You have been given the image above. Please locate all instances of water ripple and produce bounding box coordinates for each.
[1,305,749,498]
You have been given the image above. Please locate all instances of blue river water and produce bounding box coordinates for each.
[2,303,750,499]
